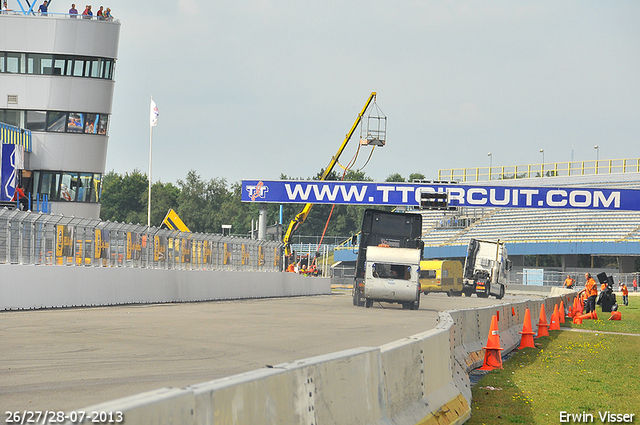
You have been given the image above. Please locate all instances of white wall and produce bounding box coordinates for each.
[0,264,331,310]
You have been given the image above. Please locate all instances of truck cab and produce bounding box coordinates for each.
[462,238,510,299]
[364,246,421,310]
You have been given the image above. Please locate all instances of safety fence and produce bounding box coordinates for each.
[0,209,283,271]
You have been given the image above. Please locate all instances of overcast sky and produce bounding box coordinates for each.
[85,1,639,185]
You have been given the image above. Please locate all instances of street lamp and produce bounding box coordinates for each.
[488,152,492,168]
[540,149,544,177]
[594,145,599,174]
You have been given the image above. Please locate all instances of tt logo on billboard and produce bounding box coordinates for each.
[246,181,269,201]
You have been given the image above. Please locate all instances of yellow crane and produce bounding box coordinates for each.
[283,92,383,258]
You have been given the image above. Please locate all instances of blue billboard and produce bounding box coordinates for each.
[241,180,640,211]
[1,144,24,202]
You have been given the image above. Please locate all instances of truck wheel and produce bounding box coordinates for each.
[495,285,505,300]
[446,290,452,297]
[365,298,373,308]
[410,292,421,310]
[463,289,472,297]
[452,291,463,297]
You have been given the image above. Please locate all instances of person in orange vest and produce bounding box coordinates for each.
[286,262,295,273]
[621,283,629,306]
[563,275,575,289]
[584,273,598,313]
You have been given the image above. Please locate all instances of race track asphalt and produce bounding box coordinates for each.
[1,290,521,412]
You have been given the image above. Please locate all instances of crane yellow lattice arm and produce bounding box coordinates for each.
[283,92,377,256]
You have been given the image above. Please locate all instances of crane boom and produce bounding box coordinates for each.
[283,92,377,257]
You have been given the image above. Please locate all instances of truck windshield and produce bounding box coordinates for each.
[372,263,411,280]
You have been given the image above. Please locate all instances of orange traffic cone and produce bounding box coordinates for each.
[549,304,561,331]
[575,296,584,316]
[576,311,597,321]
[568,297,576,317]
[479,315,504,370]
[559,300,566,324]
[518,308,536,349]
[572,314,582,324]
[536,304,549,338]
[609,311,622,321]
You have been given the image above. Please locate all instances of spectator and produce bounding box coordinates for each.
[38,0,48,15]
[69,3,77,17]
[104,7,112,20]
[96,5,103,19]
[82,4,92,18]
[584,273,598,314]
[633,278,638,293]
[621,283,629,306]
[2,1,10,13]
[563,274,575,289]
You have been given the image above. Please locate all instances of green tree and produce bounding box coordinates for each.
[385,173,405,182]
[149,181,180,227]
[408,172,426,181]
[100,169,148,224]
[177,170,233,233]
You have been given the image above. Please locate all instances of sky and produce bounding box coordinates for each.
[75,1,640,186]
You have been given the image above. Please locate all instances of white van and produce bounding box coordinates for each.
[364,246,421,310]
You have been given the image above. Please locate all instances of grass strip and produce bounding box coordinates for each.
[467,303,640,424]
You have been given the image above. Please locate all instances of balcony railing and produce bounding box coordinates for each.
[439,158,640,182]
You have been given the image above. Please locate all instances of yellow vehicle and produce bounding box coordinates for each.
[419,260,464,296]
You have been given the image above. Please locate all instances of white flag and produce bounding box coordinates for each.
[150,98,159,127]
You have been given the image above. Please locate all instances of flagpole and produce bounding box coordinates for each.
[147,96,153,227]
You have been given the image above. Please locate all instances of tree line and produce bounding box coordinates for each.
[99,169,426,237]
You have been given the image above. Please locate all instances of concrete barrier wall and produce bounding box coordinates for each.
[0,264,331,310]
[62,292,578,425]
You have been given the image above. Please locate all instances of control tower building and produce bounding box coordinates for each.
[0,6,120,218]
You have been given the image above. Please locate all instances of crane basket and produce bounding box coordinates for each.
[359,101,387,146]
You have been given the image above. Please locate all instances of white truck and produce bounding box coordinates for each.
[363,245,421,310]
[462,238,510,299]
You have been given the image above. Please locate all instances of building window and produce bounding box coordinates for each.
[85,114,98,134]
[26,111,47,131]
[98,115,108,135]
[0,52,115,80]
[27,54,54,75]
[72,58,85,77]
[68,112,84,133]
[78,173,93,202]
[47,111,67,132]
[2,109,110,136]
[37,171,62,201]
[33,171,102,203]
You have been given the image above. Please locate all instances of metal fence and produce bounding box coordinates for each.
[0,209,283,271]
